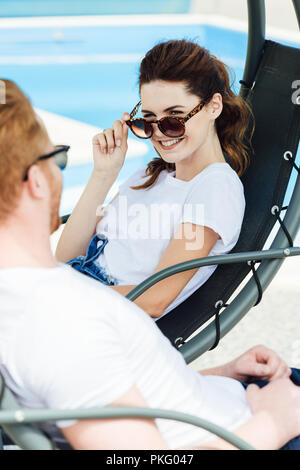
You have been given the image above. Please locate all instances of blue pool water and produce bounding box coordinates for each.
[0,24,246,123]
[0,20,299,214]
[0,0,191,17]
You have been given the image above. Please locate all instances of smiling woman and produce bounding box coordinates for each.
[55,39,253,319]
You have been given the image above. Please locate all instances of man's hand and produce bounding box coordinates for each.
[246,378,300,448]
[201,378,300,450]
[225,345,292,383]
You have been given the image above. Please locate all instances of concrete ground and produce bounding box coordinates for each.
[190,252,300,372]
[191,0,300,32]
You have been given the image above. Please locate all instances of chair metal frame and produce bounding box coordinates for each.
[0,375,253,450]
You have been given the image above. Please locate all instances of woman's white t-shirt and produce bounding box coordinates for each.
[96,162,245,316]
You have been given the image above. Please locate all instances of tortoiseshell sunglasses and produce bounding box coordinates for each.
[126,101,205,139]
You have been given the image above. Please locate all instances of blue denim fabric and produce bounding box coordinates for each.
[241,368,300,450]
[66,233,117,286]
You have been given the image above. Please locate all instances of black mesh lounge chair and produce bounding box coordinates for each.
[127,0,300,363]
[1,0,300,451]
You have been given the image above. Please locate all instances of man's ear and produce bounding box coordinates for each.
[25,165,47,200]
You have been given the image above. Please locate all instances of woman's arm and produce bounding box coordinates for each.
[56,120,129,263]
[110,223,219,318]
[56,171,118,263]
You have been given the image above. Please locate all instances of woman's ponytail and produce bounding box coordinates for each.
[213,57,254,176]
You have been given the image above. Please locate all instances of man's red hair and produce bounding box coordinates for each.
[0,79,47,221]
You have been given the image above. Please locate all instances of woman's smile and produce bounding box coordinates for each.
[157,137,185,151]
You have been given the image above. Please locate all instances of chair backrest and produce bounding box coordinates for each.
[157,40,300,346]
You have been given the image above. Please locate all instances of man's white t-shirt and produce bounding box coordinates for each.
[96,162,245,316]
[0,265,251,449]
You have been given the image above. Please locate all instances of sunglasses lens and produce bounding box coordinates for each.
[159,117,185,137]
[130,119,153,139]
[55,150,68,170]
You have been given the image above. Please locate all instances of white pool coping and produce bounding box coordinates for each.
[0,13,299,44]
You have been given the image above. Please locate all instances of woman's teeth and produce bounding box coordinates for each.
[160,138,183,149]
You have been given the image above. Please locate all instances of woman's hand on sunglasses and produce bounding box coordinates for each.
[92,113,130,177]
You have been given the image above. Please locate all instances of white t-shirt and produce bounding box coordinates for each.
[0,265,251,449]
[96,162,245,316]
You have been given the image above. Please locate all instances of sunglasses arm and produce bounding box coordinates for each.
[129,100,142,119]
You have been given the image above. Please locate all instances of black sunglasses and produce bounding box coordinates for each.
[23,145,70,181]
[126,101,205,139]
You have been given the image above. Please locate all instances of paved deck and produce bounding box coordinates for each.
[191,253,300,372]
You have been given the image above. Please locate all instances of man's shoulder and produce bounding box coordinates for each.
[33,264,149,327]
[33,264,124,312]
[14,265,121,336]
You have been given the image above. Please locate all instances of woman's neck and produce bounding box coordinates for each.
[175,134,225,182]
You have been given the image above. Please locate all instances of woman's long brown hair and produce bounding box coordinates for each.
[131,40,254,190]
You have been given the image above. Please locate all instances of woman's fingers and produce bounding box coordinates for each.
[261,350,290,381]
[93,115,129,159]
[265,355,281,379]
[253,345,289,381]
[98,120,127,154]
[112,120,124,147]
[122,112,131,122]
[93,132,108,154]
[104,128,116,154]
[270,363,292,381]
[122,120,129,138]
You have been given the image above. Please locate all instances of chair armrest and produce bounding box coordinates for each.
[0,406,254,450]
[126,246,300,301]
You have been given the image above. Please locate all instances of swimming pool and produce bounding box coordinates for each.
[0,16,299,216]
[0,0,192,17]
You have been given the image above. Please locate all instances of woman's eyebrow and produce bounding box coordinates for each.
[142,105,185,115]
